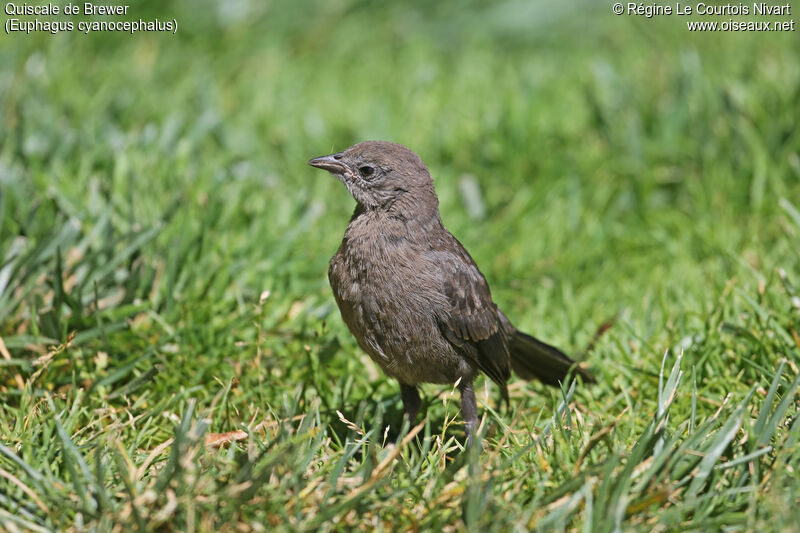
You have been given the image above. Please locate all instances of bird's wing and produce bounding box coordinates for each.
[431,237,511,388]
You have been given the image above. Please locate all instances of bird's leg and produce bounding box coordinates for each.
[400,383,421,424]
[458,380,479,442]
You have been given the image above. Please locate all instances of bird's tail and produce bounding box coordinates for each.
[509,330,595,386]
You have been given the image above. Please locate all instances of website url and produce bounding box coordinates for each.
[687,19,796,31]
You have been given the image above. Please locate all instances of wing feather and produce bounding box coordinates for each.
[433,239,511,387]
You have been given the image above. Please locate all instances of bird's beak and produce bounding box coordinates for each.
[308,153,347,173]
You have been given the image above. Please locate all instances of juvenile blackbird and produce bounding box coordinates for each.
[309,141,594,436]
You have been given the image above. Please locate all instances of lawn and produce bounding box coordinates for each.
[1,0,799,530]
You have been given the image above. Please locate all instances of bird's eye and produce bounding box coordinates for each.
[358,166,374,179]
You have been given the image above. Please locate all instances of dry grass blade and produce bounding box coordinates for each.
[205,431,248,448]
[347,420,426,500]
[0,336,24,389]
[0,467,48,514]
[137,438,175,479]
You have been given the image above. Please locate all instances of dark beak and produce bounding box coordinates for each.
[308,153,346,173]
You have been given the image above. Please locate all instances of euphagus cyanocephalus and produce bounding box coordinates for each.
[309,141,594,436]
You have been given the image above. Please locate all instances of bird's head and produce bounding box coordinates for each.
[309,141,438,215]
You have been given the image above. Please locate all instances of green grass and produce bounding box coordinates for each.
[1,0,800,530]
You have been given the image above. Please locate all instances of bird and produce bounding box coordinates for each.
[309,141,594,437]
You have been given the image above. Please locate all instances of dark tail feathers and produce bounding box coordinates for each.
[509,330,595,386]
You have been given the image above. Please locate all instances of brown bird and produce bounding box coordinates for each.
[309,141,594,437]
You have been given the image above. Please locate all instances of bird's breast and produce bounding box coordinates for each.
[329,220,448,328]
[331,229,423,296]
[326,219,469,385]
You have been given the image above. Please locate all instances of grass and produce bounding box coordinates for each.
[1,0,799,530]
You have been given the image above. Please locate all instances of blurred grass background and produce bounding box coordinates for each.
[1,0,799,530]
